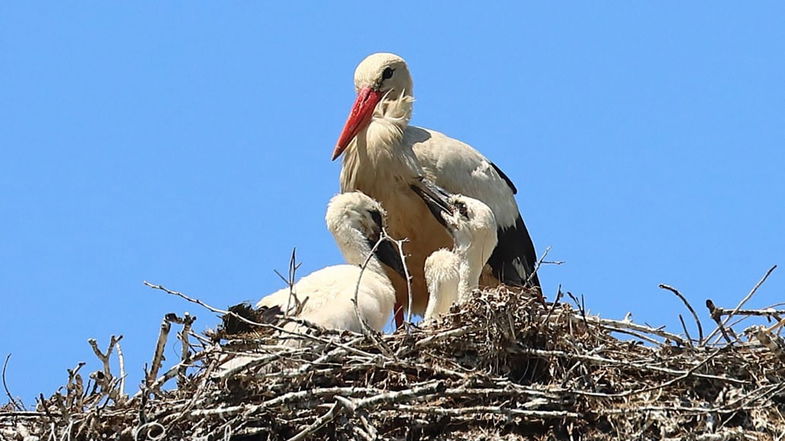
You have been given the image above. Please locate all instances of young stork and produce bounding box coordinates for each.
[419,192,499,321]
[332,53,540,324]
[255,192,405,333]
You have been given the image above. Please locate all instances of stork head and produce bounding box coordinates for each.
[417,190,499,263]
[325,192,407,278]
[332,53,413,160]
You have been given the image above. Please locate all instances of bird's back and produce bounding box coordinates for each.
[408,126,519,225]
[257,264,395,333]
[407,125,540,289]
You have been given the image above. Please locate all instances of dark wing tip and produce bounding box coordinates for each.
[486,215,540,289]
[490,161,518,195]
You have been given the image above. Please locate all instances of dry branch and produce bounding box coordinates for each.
[659,283,704,344]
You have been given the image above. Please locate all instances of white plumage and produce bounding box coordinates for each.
[256,192,402,333]
[423,249,460,321]
[422,194,499,321]
[332,53,540,322]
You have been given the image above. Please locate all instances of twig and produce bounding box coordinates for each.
[116,340,126,399]
[611,348,724,398]
[579,315,688,346]
[678,314,694,347]
[414,326,471,349]
[347,380,444,410]
[567,292,590,333]
[143,281,353,351]
[273,247,302,318]
[711,307,785,317]
[285,381,444,441]
[145,317,172,391]
[389,235,414,325]
[87,335,123,404]
[286,401,342,441]
[165,313,197,387]
[37,393,56,422]
[65,362,86,411]
[134,348,215,399]
[2,354,23,411]
[705,265,777,344]
[659,283,704,344]
[747,326,785,363]
[527,246,555,302]
[351,231,393,354]
[395,405,580,419]
[516,348,746,384]
[706,299,736,344]
[542,286,563,325]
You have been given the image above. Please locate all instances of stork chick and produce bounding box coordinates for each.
[256,192,405,333]
[332,53,540,324]
[419,192,499,321]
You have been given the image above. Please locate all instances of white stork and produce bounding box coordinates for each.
[331,52,540,325]
[255,192,404,333]
[421,193,499,321]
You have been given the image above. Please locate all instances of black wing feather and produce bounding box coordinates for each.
[490,161,518,195]
[486,214,540,288]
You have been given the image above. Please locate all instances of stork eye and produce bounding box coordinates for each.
[382,67,394,80]
[456,201,469,218]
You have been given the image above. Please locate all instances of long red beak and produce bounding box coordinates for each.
[332,87,383,160]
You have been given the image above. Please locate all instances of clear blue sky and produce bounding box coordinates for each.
[2,3,783,405]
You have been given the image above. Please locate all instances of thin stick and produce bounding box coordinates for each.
[711,307,785,317]
[143,281,376,358]
[517,348,746,384]
[145,317,172,389]
[604,348,723,398]
[165,313,197,387]
[542,286,563,326]
[395,405,580,419]
[87,335,123,403]
[582,315,689,346]
[705,265,777,344]
[286,401,342,441]
[389,236,414,325]
[527,246,555,302]
[2,354,23,411]
[351,232,387,337]
[706,299,734,344]
[678,314,694,347]
[116,340,126,399]
[659,283,704,344]
[273,248,301,317]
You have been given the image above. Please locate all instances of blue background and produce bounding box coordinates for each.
[2,3,783,404]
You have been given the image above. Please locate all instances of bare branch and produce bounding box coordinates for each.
[705,265,777,344]
[145,317,172,392]
[2,354,23,411]
[659,283,704,344]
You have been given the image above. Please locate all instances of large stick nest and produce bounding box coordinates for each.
[2,284,784,440]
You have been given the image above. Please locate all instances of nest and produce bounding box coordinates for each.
[2,280,785,440]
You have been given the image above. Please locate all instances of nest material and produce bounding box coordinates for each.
[2,286,785,440]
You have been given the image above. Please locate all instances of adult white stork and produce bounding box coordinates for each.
[420,193,499,321]
[332,52,540,324]
[255,192,405,334]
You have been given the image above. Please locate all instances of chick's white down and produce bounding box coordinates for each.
[424,195,499,321]
[256,192,398,333]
